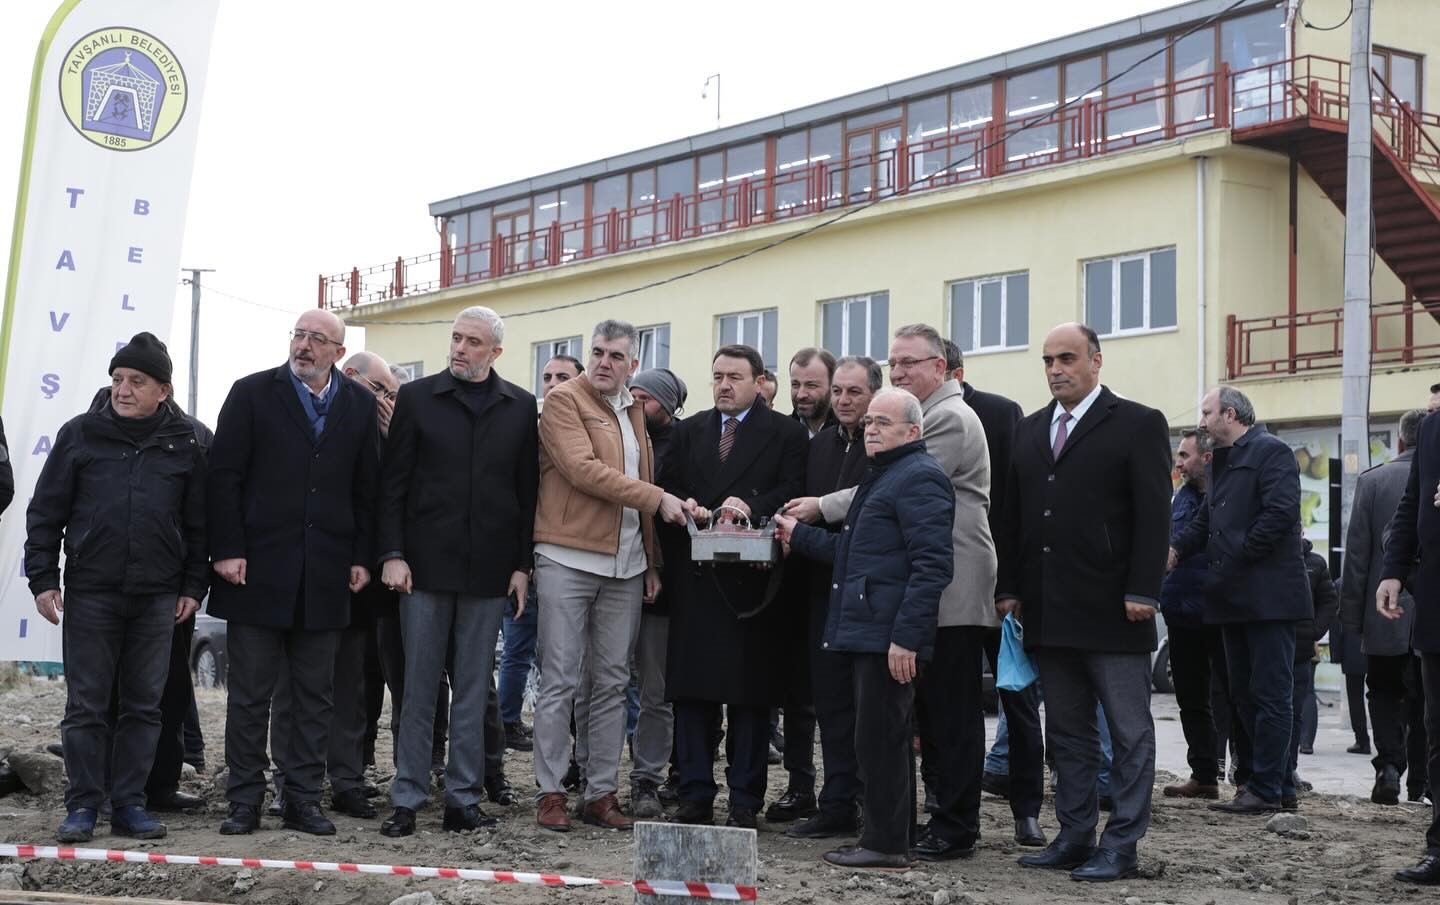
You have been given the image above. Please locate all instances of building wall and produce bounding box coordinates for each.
[1296,0,1440,110]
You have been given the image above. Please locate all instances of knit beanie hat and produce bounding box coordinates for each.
[110,332,173,383]
[630,368,688,417]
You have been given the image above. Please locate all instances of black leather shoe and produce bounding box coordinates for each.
[56,808,97,843]
[981,771,1011,799]
[911,830,975,861]
[444,804,498,832]
[380,806,416,837]
[765,789,817,822]
[726,807,758,829]
[1070,847,1139,882]
[786,810,859,839]
[1019,839,1096,870]
[1281,795,1298,812]
[503,722,533,752]
[1347,740,1372,755]
[671,800,714,825]
[1372,765,1401,805]
[822,847,911,870]
[332,788,378,819]
[1395,854,1440,885]
[219,803,259,836]
[282,800,336,836]
[362,782,381,798]
[924,788,938,813]
[485,776,517,807]
[1015,817,1047,847]
[111,805,167,839]
[1209,789,1280,814]
[148,789,205,812]
[44,742,64,759]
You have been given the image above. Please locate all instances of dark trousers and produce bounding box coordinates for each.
[915,626,986,844]
[376,613,450,768]
[182,694,204,768]
[1034,647,1155,854]
[143,616,196,797]
[851,653,915,855]
[1419,653,1440,855]
[1223,620,1296,802]
[983,628,1044,820]
[484,669,504,781]
[1288,657,1314,786]
[225,623,339,807]
[1300,662,1319,750]
[61,591,174,812]
[1347,673,1371,746]
[674,701,769,811]
[362,623,384,767]
[326,624,371,795]
[811,644,862,817]
[1168,622,1248,785]
[1368,653,1429,794]
[777,704,817,794]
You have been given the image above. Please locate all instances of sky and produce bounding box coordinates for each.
[2,0,1177,425]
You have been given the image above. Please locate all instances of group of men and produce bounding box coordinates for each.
[23,304,1440,886]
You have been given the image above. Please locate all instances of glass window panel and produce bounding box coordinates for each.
[558,185,584,223]
[762,309,778,369]
[1150,249,1177,328]
[697,152,723,227]
[1085,261,1113,335]
[1173,27,1216,126]
[740,314,759,349]
[468,207,490,242]
[467,208,491,277]
[846,298,868,355]
[1106,38,1167,143]
[950,83,992,131]
[847,132,873,200]
[591,174,627,250]
[638,324,671,370]
[869,292,889,359]
[950,282,975,352]
[811,122,844,202]
[447,214,469,280]
[629,169,656,241]
[979,280,1003,348]
[822,301,843,355]
[719,315,738,346]
[1005,273,1029,347]
[1390,54,1420,108]
[658,158,693,199]
[726,141,765,182]
[1062,56,1101,148]
[907,94,949,183]
[846,105,901,130]
[1223,7,1287,126]
[1119,258,1146,329]
[495,197,529,215]
[877,125,901,194]
[1006,65,1058,160]
[532,191,559,230]
[775,131,808,213]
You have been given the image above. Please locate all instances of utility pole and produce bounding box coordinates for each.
[182,267,213,418]
[1339,0,1373,544]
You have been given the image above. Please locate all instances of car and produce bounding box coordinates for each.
[1151,612,1172,694]
[190,604,228,689]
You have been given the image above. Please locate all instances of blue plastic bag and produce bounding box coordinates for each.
[996,612,1038,692]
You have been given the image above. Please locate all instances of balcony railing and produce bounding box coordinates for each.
[320,54,1440,310]
[1225,299,1440,379]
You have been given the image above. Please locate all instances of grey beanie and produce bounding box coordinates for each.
[631,368,688,417]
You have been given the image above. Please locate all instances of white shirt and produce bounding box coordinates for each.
[1049,382,1104,449]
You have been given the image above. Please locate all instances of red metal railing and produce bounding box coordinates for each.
[319,55,1440,309]
[1226,299,1440,379]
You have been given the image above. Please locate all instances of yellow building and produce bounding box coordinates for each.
[325,0,1440,553]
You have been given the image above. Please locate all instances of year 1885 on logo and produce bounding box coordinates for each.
[58,27,188,152]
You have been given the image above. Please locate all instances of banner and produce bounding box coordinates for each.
[0,0,220,661]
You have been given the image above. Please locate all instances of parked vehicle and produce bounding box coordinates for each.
[190,601,228,689]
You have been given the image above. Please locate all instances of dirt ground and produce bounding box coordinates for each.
[0,676,1433,905]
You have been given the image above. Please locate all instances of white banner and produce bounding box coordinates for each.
[0,0,219,662]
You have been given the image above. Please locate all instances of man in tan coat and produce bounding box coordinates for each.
[815,323,996,861]
[531,319,687,832]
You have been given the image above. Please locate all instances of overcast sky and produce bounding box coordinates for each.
[3,0,1173,424]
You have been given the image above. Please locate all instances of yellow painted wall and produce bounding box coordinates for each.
[1296,0,1440,111]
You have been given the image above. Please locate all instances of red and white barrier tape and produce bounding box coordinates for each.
[0,844,758,901]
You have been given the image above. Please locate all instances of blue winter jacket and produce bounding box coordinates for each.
[1160,482,1208,628]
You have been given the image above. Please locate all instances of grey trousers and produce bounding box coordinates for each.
[630,614,673,785]
[391,590,504,810]
[533,556,643,802]
[1034,647,1156,854]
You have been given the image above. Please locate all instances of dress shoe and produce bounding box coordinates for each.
[219,803,260,835]
[1162,778,1220,799]
[537,793,572,832]
[1408,789,1432,804]
[332,788,378,819]
[726,807,758,829]
[445,804,498,832]
[583,793,634,830]
[55,808,97,843]
[1281,795,1299,812]
[1347,740,1372,755]
[184,756,206,774]
[1293,773,1313,792]
[362,782,381,798]
[911,829,975,861]
[670,799,714,826]
[1209,789,1280,814]
[630,780,664,820]
[1298,744,1314,755]
[1395,853,1440,885]
[380,807,416,837]
[1014,817,1047,847]
[485,776,517,807]
[1019,839,1096,870]
[765,789,817,822]
[1372,765,1401,805]
[981,771,1011,799]
[1070,847,1139,882]
[111,805,167,839]
[503,722,533,752]
[148,788,206,812]
[786,810,859,839]
[822,847,911,870]
[657,774,680,804]
[44,742,64,759]
[282,800,336,836]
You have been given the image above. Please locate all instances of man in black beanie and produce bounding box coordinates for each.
[26,332,209,843]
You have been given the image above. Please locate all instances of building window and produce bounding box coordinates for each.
[1372,46,1423,109]
[717,308,778,370]
[637,324,671,371]
[949,274,1029,353]
[821,292,890,359]
[533,336,583,396]
[1084,247,1177,336]
[393,362,423,383]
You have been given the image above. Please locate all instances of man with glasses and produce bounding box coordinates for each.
[209,310,380,836]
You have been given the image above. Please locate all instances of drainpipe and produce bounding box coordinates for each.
[1196,156,1207,408]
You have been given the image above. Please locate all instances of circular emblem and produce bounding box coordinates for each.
[58,27,188,152]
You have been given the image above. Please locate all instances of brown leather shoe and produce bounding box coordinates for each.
[582,793,634,831]
[1163,778,1220,799]
[537,793,571,832]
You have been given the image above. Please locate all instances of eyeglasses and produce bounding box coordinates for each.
[290,329,341,347]
[884,356,939,371]
[363,377,397,402]
[860,415,913,429]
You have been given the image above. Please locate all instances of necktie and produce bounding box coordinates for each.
[719,416,738,462]
[1052,412,1072,459]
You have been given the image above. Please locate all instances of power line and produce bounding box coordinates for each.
[346,0,1252,328]
[1297,0,1354,32]
[180,280,304,315]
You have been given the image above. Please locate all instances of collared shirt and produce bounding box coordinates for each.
[1049,382,1103,450]
[289,367,337,439]
[535,385,647,580]
[720,403,755,435]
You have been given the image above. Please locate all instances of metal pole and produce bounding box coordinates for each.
[182,267,213,418]
[1339,0,1373,543]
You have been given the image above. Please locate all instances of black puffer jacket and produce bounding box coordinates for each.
[25,395,208,600]
[1297,538,1338,663]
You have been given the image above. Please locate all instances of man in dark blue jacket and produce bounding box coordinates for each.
[1171,387,1310,814]
[777,387,955,870]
